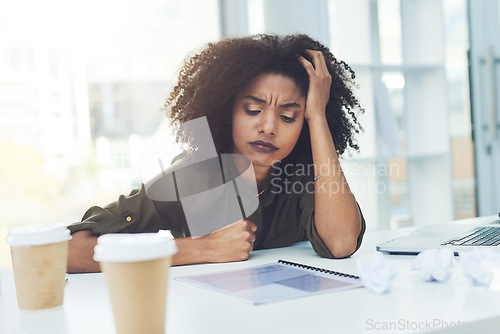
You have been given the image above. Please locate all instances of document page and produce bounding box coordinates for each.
[176,262,363,304]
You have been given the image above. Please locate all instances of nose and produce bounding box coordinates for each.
[258,110,277,136]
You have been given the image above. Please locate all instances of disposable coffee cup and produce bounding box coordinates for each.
[6,224,71,310]
[94,233,177,334]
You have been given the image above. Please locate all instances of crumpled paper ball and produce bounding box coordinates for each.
[412,248,455,282]
[357,253,398,294]
[460,248,500,286]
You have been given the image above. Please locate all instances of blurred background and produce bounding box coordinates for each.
[1,0,499,267]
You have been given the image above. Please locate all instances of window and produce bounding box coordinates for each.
[233,0,475,229]
[0,0,220,267]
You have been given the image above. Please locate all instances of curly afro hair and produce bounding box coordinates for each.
[165,34,363,164]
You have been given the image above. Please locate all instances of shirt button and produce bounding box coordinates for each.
[126,216,132,222]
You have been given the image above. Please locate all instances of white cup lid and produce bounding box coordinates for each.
[6,224,72,246]
[93,233,177,263]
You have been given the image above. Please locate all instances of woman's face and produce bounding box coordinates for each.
[231,73,305,168]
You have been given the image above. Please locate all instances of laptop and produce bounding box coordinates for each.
[377,214,500,255]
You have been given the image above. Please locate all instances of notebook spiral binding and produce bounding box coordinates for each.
[278,259,360,279]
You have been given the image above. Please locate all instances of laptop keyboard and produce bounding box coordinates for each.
[442,226,500,246]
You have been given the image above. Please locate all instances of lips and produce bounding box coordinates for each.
[249,140,278,153]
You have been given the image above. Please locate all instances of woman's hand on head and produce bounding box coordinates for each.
[298,50,332,122]
[201,220,257,263]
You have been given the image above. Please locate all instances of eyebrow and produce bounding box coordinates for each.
[244,95,302,109]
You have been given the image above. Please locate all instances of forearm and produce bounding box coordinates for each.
[67,230,100,273]
[67,231,206,270]
[68,220,256,270]
[308,115,361,258]
[171,237,209,266]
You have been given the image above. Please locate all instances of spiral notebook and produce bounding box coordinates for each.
[175,260,363,305]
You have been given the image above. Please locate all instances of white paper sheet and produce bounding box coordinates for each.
[176,261,363,305]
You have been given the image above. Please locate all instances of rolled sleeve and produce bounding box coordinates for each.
[67,184,182,236]
[300,185,366,259]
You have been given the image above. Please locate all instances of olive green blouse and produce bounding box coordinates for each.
[68,155,366,259]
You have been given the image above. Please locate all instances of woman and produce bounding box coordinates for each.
[67,34,366,273]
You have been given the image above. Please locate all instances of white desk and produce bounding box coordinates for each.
[2,216,500,334]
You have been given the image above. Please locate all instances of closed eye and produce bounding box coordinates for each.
[280,115,296,123]
[245,109,261,116]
